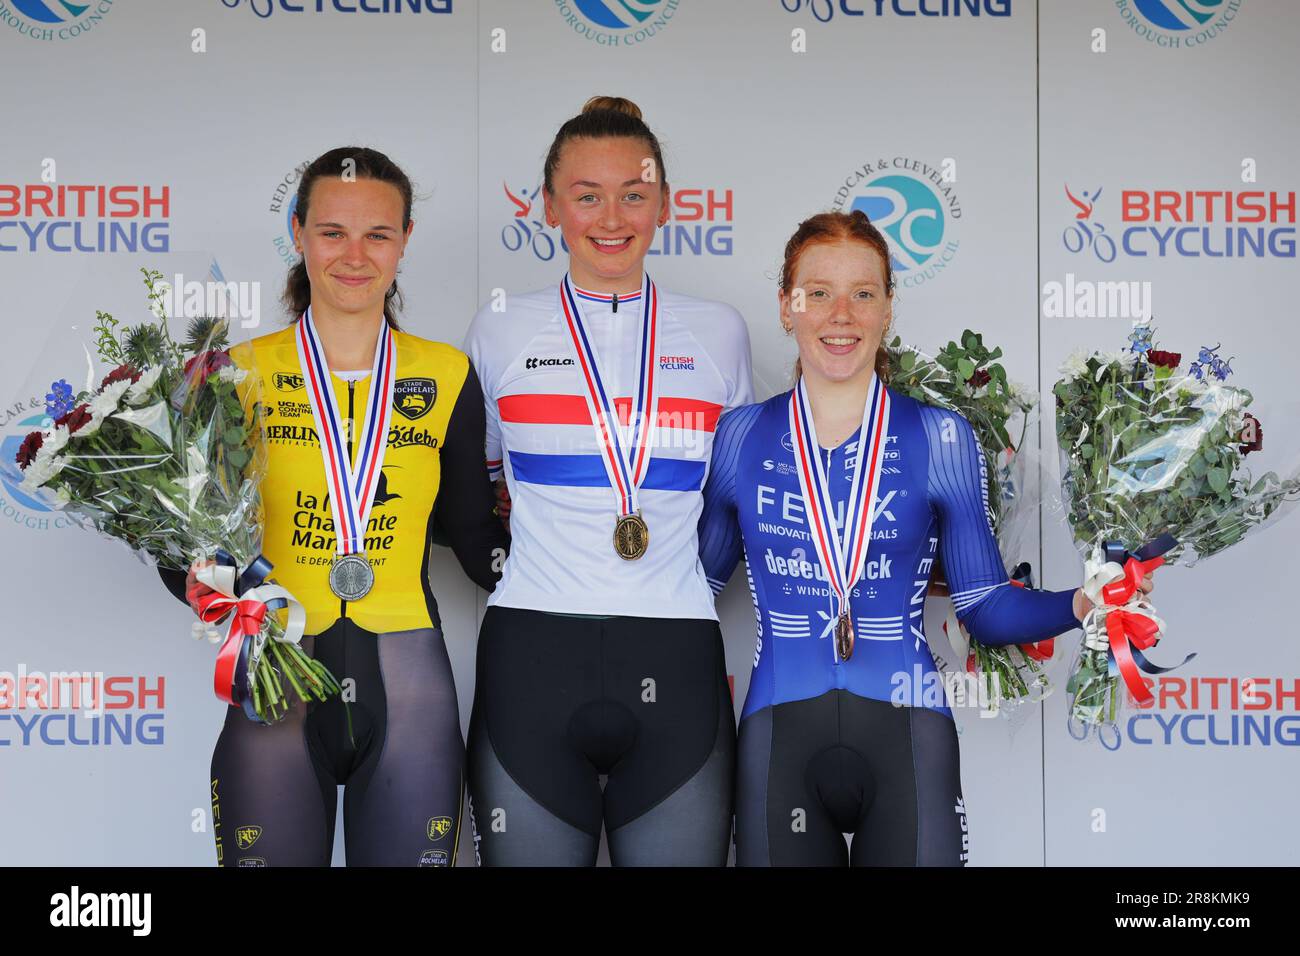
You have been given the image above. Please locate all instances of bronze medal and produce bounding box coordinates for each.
[613,513,649,561]
[835,612,855,662]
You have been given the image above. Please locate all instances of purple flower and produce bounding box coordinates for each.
[45,379,74,418]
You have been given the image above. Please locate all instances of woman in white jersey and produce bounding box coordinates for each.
[463,96,754,866]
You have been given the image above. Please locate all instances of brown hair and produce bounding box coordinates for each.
[543,96,669,201]
[780,209,896,384]
[282,146,413,331]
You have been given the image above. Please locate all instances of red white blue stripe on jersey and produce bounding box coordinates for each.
[296,308,395,556]
[559,272,659,518]
[788,375,891,661]
[572,285,642,306]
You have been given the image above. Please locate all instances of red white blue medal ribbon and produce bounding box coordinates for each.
[559,272,659,518]
[787,374,891,664]
[295,308,396,556]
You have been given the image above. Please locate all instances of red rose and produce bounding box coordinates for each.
[968,368,992,388]
[100,364,142,389]
[15,430,43,469]
[183,350,234,388]
[55,404,92,434]
[1146,350,1182,369]
[1239,412,1263,455]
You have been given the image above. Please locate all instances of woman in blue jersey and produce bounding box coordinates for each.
[699,210,1155,866]
[463,96,754,866]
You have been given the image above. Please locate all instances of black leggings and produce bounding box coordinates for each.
[736,690,967,866]
[209,618,464,867]
[467,606,735,866]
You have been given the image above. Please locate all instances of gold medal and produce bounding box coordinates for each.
[613,513,649,560]
[835,612,855,662]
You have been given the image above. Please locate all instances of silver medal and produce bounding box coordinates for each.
[329,553,374,602]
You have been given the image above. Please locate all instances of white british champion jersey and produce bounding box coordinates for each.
[463,280,754,619]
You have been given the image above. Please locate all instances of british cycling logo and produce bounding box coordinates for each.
[501,177,735,261]
[1115,0,1241,48]
[220,0,452,18]
[0,0,114,42]
[0,401,76,533]
[1061,182,1295,260]
[1071,674,1299,751]
[0,667,166,746]
[0,180,171,254]
[779,0,1012,23]
[832,157,961,289]
[557,0,679,46]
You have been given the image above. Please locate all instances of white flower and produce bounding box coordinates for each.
[52,485,71,509]
[19,451,65,492]
[125,365,164,405]
[150,282,171,319]
[74,407,104,438]
[41,423,69,457]
[215,364,247,386]
[90,378,133,418]
[1058,348,1091,381]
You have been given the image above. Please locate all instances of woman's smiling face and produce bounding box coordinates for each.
[292,175,412,320]
[543,135,668,291]
[781,238,892,387]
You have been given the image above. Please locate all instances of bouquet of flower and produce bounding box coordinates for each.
[1053,325,1300,730]
[887,330,1054,717]
[14,267,339,724]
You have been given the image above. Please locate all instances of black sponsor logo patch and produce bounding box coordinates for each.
[274,372,305,392]
[393,377,436,421]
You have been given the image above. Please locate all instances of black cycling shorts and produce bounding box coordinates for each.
[467,605,735,866]
[736,689,967,866]
[209,617,463,867]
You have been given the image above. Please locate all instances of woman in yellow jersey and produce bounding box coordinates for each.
[161,147,507,867]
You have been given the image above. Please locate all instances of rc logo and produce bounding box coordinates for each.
[1115,0,1241,48]
[832,156,961,289]
[1,0,116,42]
[427,816,453,841]
[557,0,679,46]
[274,372,305,392]
[236,825,262,850]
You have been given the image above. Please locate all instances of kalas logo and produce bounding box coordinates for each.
[1061,182,1295,260]
[525,356,575,370]
[501,179,735,260]
[780,0,1011,23]
[0,0,116,42]
[832,157,961,289]
[220,0,452,18]
[1115,0,1241,48]
[557,0,679,46]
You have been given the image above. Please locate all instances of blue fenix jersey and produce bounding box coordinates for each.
[699,388,1079,722]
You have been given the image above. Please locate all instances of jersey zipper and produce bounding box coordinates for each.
[611,292,618,313]
[340,380,355,621]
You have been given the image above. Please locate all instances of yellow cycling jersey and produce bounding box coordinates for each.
[228,323,505,636]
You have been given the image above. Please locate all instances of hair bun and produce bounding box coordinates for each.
[581,95,643,121]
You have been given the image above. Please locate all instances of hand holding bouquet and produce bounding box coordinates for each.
[15,268,339,723]
[1054,326,1300,731]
